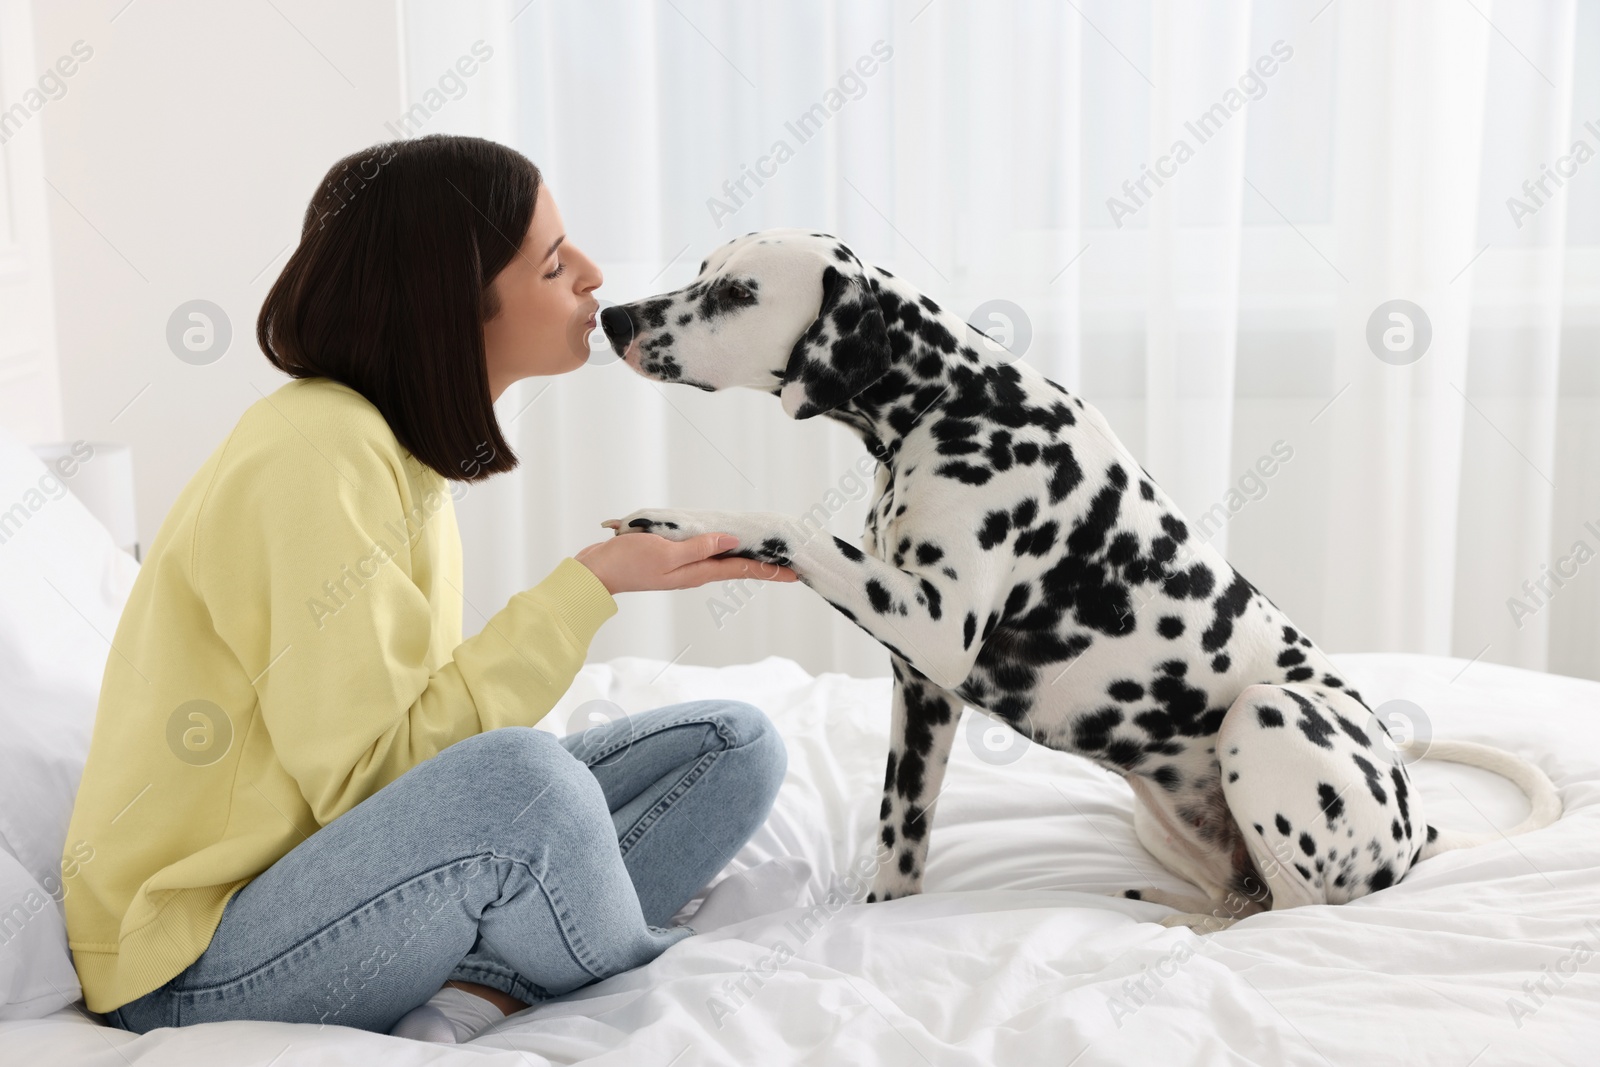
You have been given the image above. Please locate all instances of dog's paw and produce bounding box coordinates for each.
[1157,912,1237,934]
[605,509,799,569]
[866,870,923,904]
[605,508,715,542]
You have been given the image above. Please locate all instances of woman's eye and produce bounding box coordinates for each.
[544,262,566,279]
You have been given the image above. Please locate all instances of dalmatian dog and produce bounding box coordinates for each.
[597,229,1561,927]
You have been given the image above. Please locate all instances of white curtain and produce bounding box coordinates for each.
[404,0,1600,684]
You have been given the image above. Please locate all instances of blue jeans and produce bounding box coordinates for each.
[106,700,786,1034]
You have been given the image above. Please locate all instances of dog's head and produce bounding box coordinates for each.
[599,229,892,419]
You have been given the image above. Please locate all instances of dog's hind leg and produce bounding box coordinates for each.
[866,656,963,902]
[1217,683,1425,911]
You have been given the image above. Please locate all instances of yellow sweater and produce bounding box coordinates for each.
[63,376,617,1013]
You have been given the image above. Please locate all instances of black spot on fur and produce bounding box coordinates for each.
[1073,707,1122,750]
[1333,713,1371,749]
[1041,443,1082,503]
[935,461,993,486]
[1200,573,1253,651]
[1104,738,1147,769]
[977,510,1012,550]
[758,537,792,568]
[1317,783,1345,826]
[1289,691,1335,750]
[1390,766,1412,837]
[896,750,925,800]
[1109,680,1144,702]
[901,802,927,842]
[1351,753,1387,805]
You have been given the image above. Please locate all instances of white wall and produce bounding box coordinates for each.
[31,0,404,549]
[0,0,65,444]
[21,2,1598,684]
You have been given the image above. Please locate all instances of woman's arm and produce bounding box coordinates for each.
[195,430,600,826]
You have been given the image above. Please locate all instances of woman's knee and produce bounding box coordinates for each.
[453,727,609,820]
[709,701,788,790]
[457,724,564,768]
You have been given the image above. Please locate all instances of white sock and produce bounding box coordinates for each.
[687,857,814,933]
[389,986,509,1043]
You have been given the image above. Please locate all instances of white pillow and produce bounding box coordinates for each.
[0,432,139,896]
[0,848,82,1019]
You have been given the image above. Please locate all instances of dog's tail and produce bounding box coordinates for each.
[1407,739,1561,861]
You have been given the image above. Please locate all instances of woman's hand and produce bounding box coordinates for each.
[574,532,799,595]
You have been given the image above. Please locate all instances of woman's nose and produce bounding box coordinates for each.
[572,247,602,291]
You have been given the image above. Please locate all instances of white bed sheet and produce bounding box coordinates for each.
[4,652,1597,1065]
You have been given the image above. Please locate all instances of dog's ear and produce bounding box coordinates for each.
[779,261,891,420]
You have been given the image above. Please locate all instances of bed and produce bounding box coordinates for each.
[3,646,1598,1066]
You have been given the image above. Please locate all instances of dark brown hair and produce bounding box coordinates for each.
[257,134,542,481]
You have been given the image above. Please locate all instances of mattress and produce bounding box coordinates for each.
[4,652,1597,1065]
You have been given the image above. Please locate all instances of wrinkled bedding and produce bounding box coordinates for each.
[4,652,1597,1065]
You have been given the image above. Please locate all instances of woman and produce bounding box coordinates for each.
[64,134,797,1043]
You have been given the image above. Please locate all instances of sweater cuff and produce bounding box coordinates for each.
[531,557,618,647]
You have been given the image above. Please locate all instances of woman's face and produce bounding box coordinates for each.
[482,186,603,401]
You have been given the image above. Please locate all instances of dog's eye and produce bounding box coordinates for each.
[727,282,755,303]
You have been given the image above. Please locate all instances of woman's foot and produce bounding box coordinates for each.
[444,980,528,1015]
[389,983,526,1043]
[687,857,814,933]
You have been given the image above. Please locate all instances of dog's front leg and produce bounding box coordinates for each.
[868,656,963,902]
[609,508,997,691]
[602,508,809,575]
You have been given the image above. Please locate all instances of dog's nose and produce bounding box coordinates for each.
[599,305,637,357]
